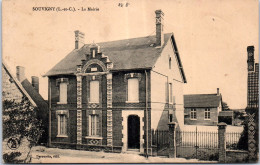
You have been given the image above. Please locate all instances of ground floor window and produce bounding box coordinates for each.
[58,114,67,136]
[89,114,100,136]
[205,108,210,119]
[190,109,197,120]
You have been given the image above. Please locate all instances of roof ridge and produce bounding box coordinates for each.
[184,93,218,96]
[83,33,173,46]
[2,61,37,106]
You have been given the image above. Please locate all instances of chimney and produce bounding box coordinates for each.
[217,88,220,95]
[247,45,255,72]
[75,30,85,49]
[155,9,164,47]
[32,76,39,93]
[16,66,26,82]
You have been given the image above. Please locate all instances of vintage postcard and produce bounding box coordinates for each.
[2,0,259,163]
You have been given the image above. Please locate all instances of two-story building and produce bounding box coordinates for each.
[184,88,223,126]
[44,10,187,154]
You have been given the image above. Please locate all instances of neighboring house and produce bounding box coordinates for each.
[184,88,222,126]
[2,61,49,144]
[44,9,187,153]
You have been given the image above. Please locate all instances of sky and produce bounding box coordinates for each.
[2,0,259,109]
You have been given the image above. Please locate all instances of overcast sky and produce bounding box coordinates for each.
[2,0,258,109]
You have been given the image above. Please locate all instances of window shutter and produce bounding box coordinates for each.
[127,78,139,102]
[60,83,67,103]
[96,115,100,136]
[90,81,99,103]
[65,116,67,135]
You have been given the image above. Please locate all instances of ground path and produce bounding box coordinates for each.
[31,146,217,163]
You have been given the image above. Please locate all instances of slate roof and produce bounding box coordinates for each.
[184,94,222,108]
[44,33,187,82]
[219,111,233,117]
[21,79,48,121]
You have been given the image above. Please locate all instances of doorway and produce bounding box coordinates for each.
[127,115,140,149]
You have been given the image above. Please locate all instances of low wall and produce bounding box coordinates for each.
[226,150,248,163]
[51,142,122,153]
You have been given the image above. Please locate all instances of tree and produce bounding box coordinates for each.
[3,97,44,163]
[222,101,230,111]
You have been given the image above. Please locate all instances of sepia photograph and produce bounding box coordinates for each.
[2,0,259,163]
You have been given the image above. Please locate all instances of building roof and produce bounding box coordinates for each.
[184,94,222,108]
[44,33,187,83]
[219,111,233,117]
[2,61,36,106]
[21,79,49,117]
[2,61,48,121]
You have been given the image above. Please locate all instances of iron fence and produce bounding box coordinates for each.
[226,131,243,150]
[151,128,244,161]
[151,129,169,156]
[176,129,219,160]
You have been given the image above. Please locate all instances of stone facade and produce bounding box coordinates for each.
[184,107,219,126]
[2,65,24,102]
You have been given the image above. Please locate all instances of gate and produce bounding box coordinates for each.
[176,128,219,160]
[151,129,169,156]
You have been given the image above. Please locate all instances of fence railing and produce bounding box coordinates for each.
[151,129,169,151]
[151,127,244,160]
[176,131,219,148]
[226,132,243,150]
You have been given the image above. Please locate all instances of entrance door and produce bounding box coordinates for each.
[127,115,140,149]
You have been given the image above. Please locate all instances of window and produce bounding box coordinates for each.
[58,114,67,136]
[169,114,173,122]
[90,81,99,103]
[92,50,95,58]
[89,114,100,136]
[127,78,139,102]
[190,109,197,120]
[59,82,67,104]
[205,108,210,119]
[169,57,172,69]
[169,83,173,103]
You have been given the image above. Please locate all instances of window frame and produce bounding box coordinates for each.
[169,83,173,103]
[190,108,197,120]
[57,114,68,137]
[169,114,173,122]
[89,80,100,103]
[58,82,68,104]
[126,78,139,103]
[204,108,211,120]
[88,114,100,137]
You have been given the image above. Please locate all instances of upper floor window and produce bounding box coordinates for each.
[190,109,197,120]
[90,81,99,103]
[169,114,173,122]
[127,78,139,102]
[89,114,100,136]
[58,114,67,136]
[205,108,210,120]
[92,50,95,58]
[56,78,69,104]
[169,83,173,103]
[169,57,172,69]
[59,82,67,104]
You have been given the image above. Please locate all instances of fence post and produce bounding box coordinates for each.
[218,122,227,163]
[168,122,177,158]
